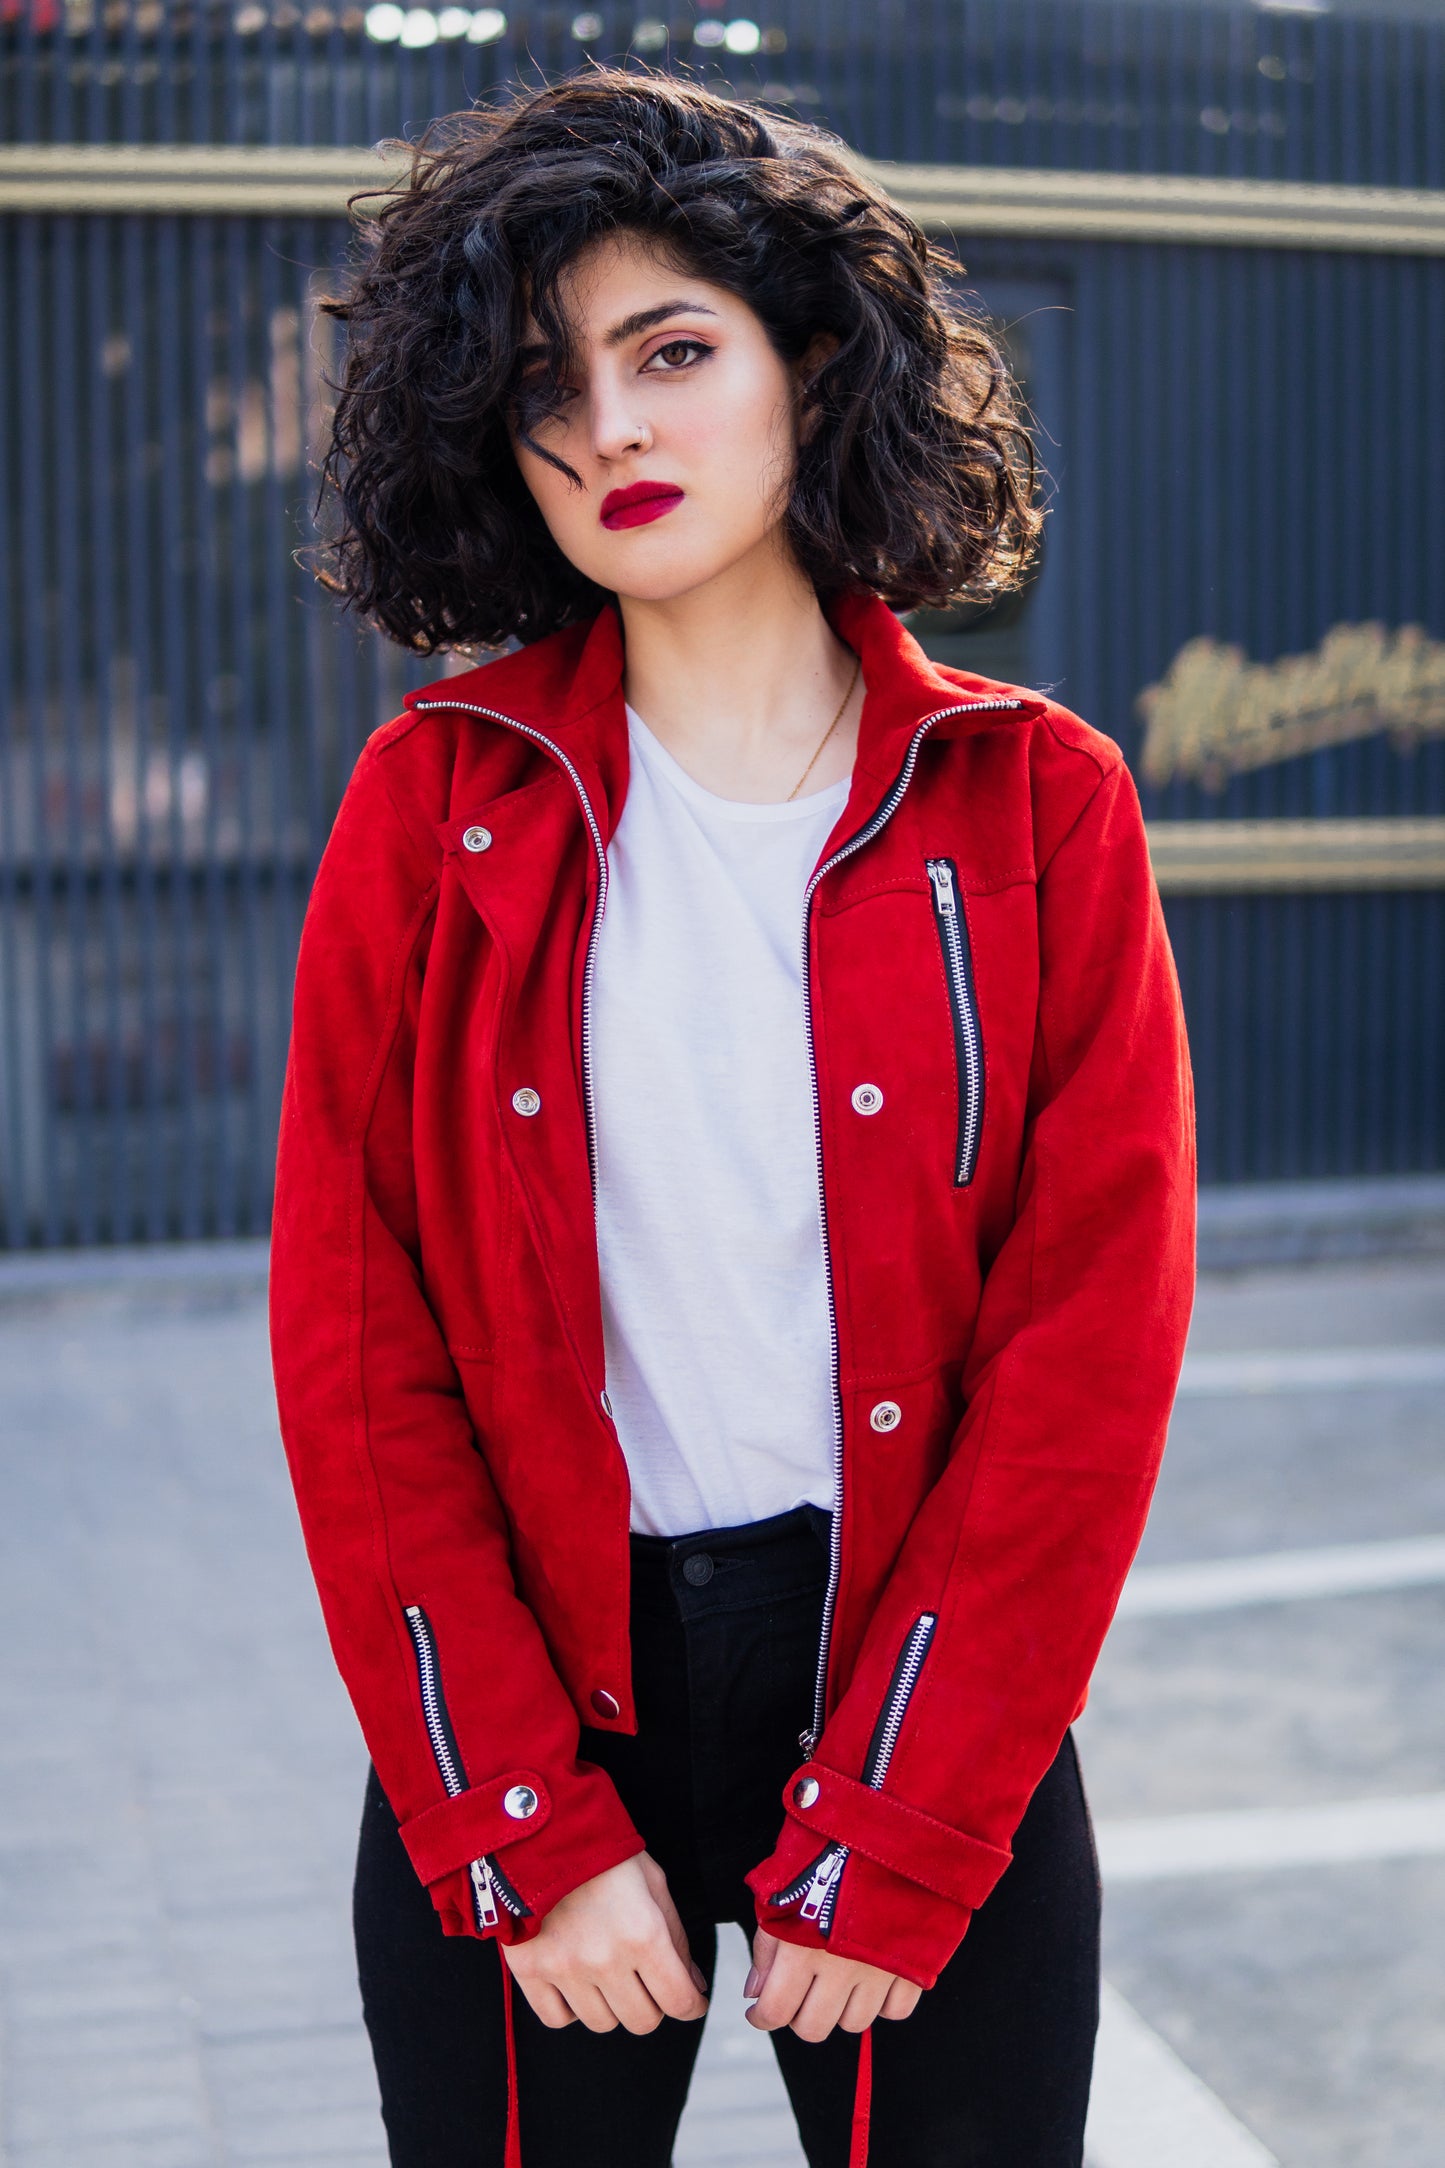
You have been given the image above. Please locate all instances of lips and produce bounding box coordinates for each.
[599,481,685,530]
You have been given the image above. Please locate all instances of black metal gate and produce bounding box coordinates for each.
[2,0,1442,1244]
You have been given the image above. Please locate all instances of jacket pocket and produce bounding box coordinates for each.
[403,1603,531,1931]
[770,1611,938,1933]
[925,858,985,1187]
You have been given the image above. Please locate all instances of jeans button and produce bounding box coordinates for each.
[681,1552,714,1586]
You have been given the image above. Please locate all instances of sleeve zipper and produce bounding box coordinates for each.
[772,1611,938,1933]
[403,1604,530,1932]
[924,857,986,1187]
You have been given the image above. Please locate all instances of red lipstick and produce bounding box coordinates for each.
[600,481,685,530]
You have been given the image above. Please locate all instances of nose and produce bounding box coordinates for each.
[587,367,652,463]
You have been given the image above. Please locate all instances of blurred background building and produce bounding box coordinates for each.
[1,0,1442,1246]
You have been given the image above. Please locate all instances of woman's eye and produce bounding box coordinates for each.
[645,338,711,372]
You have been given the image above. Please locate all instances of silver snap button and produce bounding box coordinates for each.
[793,1776,820,1810]
[511,1087,541,1117]
[850,1083,884,1116]
[590,1687,621,1720]
[502,1783,539,1819]
[600,1389,614,1419]
[462,825,493,853]
[870,1400,902,1432]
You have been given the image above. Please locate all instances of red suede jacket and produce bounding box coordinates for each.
[269,586,1195,1995]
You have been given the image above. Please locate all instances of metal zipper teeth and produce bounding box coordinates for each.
[797,699,1021,1757]
[925,859,984,1186]
[403,1604,527,1923]
[411,698,610,1195]
[403,1604,467,1797]
[773,1611,940,1926]
[813,1611,938,1928]
[862,1612,937,1787]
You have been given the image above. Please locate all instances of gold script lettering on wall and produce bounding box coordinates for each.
[1136,624,1445,789]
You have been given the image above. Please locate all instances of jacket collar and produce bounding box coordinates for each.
[403,589,1047,844]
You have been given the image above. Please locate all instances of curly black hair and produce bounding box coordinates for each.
[314,69,1043,654]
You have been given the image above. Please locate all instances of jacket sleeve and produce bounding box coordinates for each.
[269,739,645,1940]
[746,754,1196,1985]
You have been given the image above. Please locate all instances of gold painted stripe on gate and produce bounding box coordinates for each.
[1145,818,1445,892]
[1,145,1444,254]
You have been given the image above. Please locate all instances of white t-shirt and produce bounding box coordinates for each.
[591,704,851,1537]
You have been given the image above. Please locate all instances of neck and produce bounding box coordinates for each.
[615,531,861,803]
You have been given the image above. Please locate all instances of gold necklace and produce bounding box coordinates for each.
[787,657,862,802]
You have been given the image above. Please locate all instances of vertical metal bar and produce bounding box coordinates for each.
[1164,0,1189,180]
[83,0,106,144]
[1130,244,1163,807]
[190,0,209,147]
[298,228,330,877]
[0,217,28,1246]
[155,213,200,1236]
[15,0,41,146]
[86,210,128,1244]
[261,215,298,1199]
[18,215,61,1245]
[192,211,234,1237]
[51,0,74,144]
[120,212,166,1239]
[1426,16,1444,193]
[226,215,267,1238]
[53,206,98,1243]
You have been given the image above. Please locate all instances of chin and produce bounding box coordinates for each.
[590,538,769,607]
[611,572,724,605]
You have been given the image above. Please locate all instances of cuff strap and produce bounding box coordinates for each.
[781,1764,1012,1911]
[401,1771,553,1886]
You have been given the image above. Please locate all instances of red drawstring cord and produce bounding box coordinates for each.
[849,2024,874,2167]
[500,1951,523,2167]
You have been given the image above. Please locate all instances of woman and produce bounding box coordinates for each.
[269,70,1195,2168]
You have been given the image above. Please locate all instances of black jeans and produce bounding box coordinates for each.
[355,1505,1101,2167]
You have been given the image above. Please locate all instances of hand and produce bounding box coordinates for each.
[501,1851,709,2035]
[744,1924,922,2040]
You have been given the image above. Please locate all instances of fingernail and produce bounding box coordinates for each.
[744,1966,761,1998]
[691,1963,708,1992]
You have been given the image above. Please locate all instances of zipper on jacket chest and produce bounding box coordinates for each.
[925,857,985,1187]
[403,1604,529,1932]
[774,1611,938,1931]
[797,697,1020,1760]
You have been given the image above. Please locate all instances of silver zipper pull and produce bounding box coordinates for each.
[928,860,958,914]
[469,1856,501,1930]
[798,1727,818,1756]
[799,1845,847,1922]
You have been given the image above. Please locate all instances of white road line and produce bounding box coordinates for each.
[1176,1345,1445,1394]
[1096,1791,1445,1882]
[1118,1533,1445,1617]
[1085,1982,1279,2168]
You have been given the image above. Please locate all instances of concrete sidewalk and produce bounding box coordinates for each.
[0,1243,1441,2165]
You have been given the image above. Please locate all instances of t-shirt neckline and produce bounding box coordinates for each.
[625,702,852,825]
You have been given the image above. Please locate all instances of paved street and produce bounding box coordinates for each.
[0,1243,1441,2166]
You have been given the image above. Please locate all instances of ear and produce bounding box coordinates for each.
[793,331,842,443]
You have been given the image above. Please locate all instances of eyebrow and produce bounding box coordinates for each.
[601,299,721,347]
[517,299,720,367]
